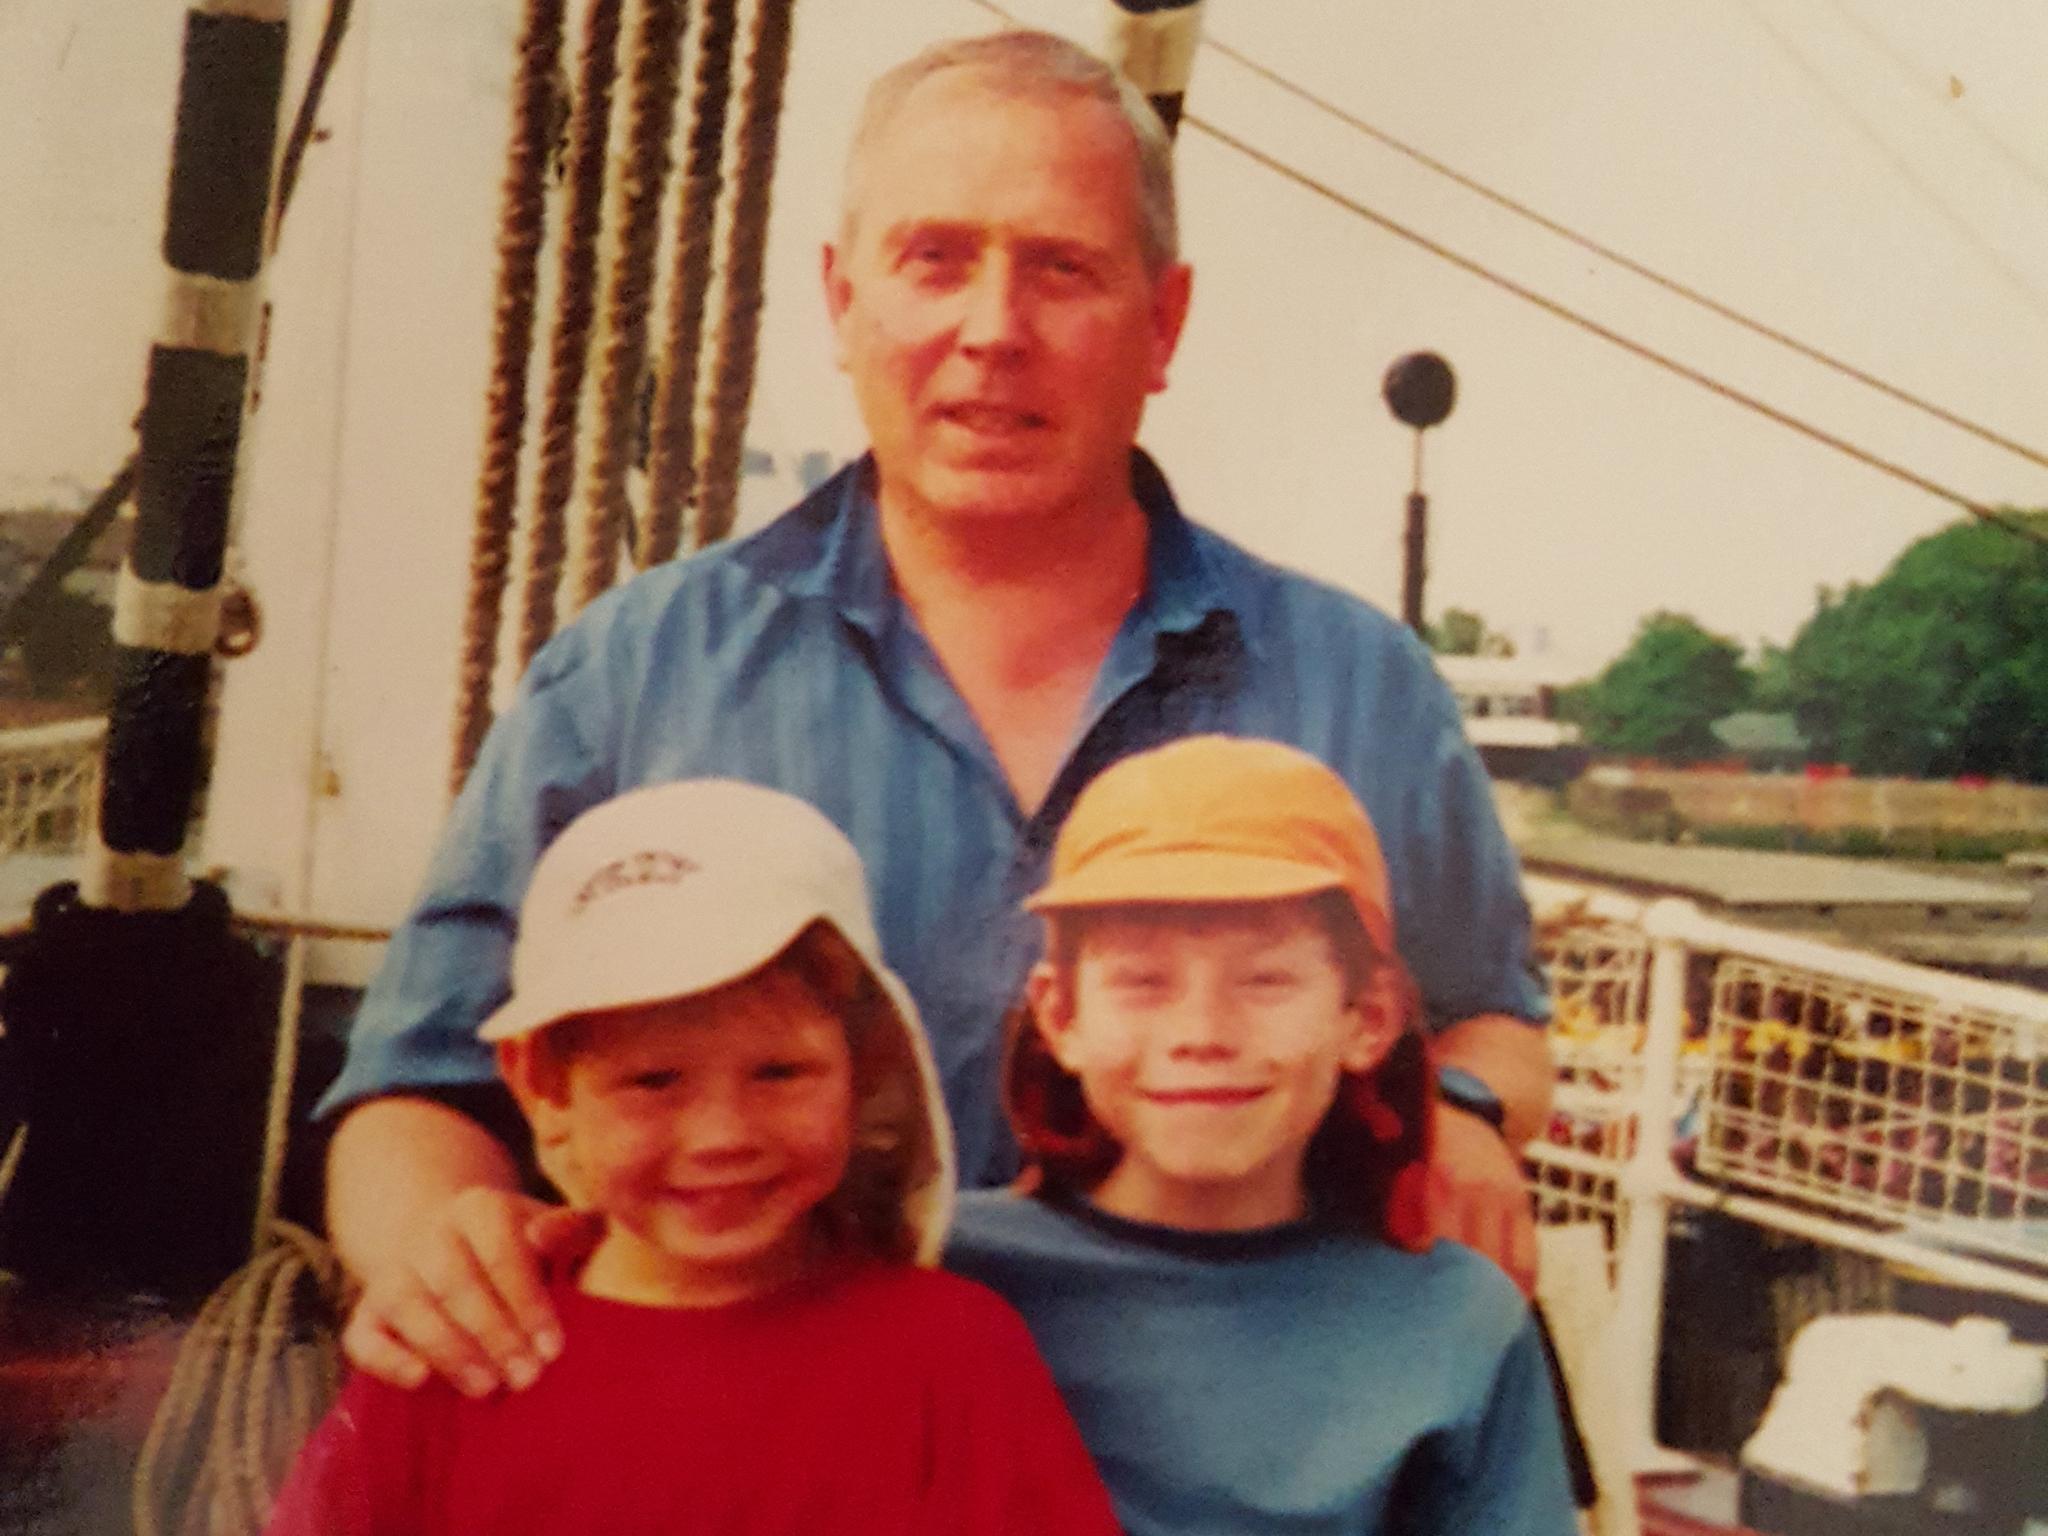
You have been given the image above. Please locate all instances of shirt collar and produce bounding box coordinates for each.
[806,450,1234,645]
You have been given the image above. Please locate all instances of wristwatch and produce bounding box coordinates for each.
[1435,1065,1506,1134]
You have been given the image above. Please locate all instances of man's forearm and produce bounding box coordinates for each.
[326,1096,523,1283]
[1432,1013,1554,1148]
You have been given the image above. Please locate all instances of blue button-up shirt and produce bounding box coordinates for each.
[323,454,1546,1184]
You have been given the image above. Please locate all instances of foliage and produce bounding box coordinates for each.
[1425,606,1513,657]
[1783,511,2048,781]
[1571,611,1752,761]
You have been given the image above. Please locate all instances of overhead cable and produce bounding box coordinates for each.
[1200,29,2048,475]
[959,0,2047,548]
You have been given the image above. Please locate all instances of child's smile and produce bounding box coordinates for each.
[551,973,857,1307]
[1036,900,1395,1232]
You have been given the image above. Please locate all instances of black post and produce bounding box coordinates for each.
[1381,352,1456,639]
[0,0,291,1298]
[1402,490,1428,634]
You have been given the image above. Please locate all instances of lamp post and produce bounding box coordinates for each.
[1381,352,1456,635]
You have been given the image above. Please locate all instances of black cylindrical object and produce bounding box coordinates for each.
[0,882,282,1297]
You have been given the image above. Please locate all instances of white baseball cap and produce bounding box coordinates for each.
[478,779,955,1259]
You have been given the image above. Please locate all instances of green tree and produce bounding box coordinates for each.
[1574,611,1752,761]
[1427,607,1513,656]
[1784,511,2048,780]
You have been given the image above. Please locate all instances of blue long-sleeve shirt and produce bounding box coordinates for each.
[321,453,1546,1184]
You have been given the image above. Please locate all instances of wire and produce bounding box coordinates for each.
[1198,28,2048,476]
[959,0,2048,548]
[1184,112,2048,548]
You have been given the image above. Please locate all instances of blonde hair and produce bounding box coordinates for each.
[841,29,1179,277]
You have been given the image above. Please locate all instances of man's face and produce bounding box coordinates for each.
[823,70,1192,532]
[528,971,856,1307]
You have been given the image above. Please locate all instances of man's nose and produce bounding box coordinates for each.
[956,255,1030,356]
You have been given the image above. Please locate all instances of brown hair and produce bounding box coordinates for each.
[523,922,934,1264]
[1003,891,1435,1246]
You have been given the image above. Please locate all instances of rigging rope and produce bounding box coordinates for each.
[644,0,740,563]
[693,0,797,548]
[518,0,625,671]
[572,0,692,612]
[451,0,566,795]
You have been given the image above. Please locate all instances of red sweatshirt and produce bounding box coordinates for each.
[267,1262,1119,1536]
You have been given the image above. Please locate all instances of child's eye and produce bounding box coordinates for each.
[753,1059,814,1083]
[624,1068,680,1093]
[1242,969,1300,991]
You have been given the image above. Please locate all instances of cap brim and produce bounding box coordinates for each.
[1026,850,1348,913]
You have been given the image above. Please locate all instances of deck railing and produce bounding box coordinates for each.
[0,718,104,858]
[1523,873,2048,1482]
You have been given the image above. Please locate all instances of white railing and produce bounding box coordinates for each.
[1522,873,2048,1481]
[0,717,103,857]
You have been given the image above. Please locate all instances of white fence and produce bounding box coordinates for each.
[1523,874,2048,1482]
[0,718,103,857]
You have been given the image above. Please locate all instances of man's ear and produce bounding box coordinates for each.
[1338,965,1406,1075]
[1145,261,1194,394]
[821,242,854,370]
[1025,963,1083,1072]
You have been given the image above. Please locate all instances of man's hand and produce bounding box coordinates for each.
[1423,1100,1538,1297]
[340,1187,600,1394]
[327,1096,599,1395]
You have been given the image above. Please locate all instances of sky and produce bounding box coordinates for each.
[4,0,2047,679]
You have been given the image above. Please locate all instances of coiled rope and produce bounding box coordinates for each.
[692,0,795,549]
[132,1221,348,1536]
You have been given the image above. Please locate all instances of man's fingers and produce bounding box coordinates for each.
[340,1309,429,1390]
[425,1209,550,1389]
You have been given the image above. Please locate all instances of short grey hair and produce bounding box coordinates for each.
[840,30,1180,278]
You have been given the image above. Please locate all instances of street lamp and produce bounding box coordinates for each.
[1381,352,1456,635]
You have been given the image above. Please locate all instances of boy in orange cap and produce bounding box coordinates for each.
[948,736,1577,1534]
[268,780,1118,1536]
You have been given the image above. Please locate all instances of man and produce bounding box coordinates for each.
[325,30,1552,1396]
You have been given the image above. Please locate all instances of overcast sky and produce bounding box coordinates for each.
[5,0,2046,676]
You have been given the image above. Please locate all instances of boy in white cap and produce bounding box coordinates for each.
[948,736,1577,1535]
[268,780,1119,1536]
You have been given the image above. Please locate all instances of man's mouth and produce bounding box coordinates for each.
[935,402,1048,434]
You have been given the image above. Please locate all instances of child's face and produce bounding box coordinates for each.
[522,970,856,1306]
[1033,899,1394,1230]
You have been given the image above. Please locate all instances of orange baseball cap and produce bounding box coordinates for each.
[1028,736,1398,961]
